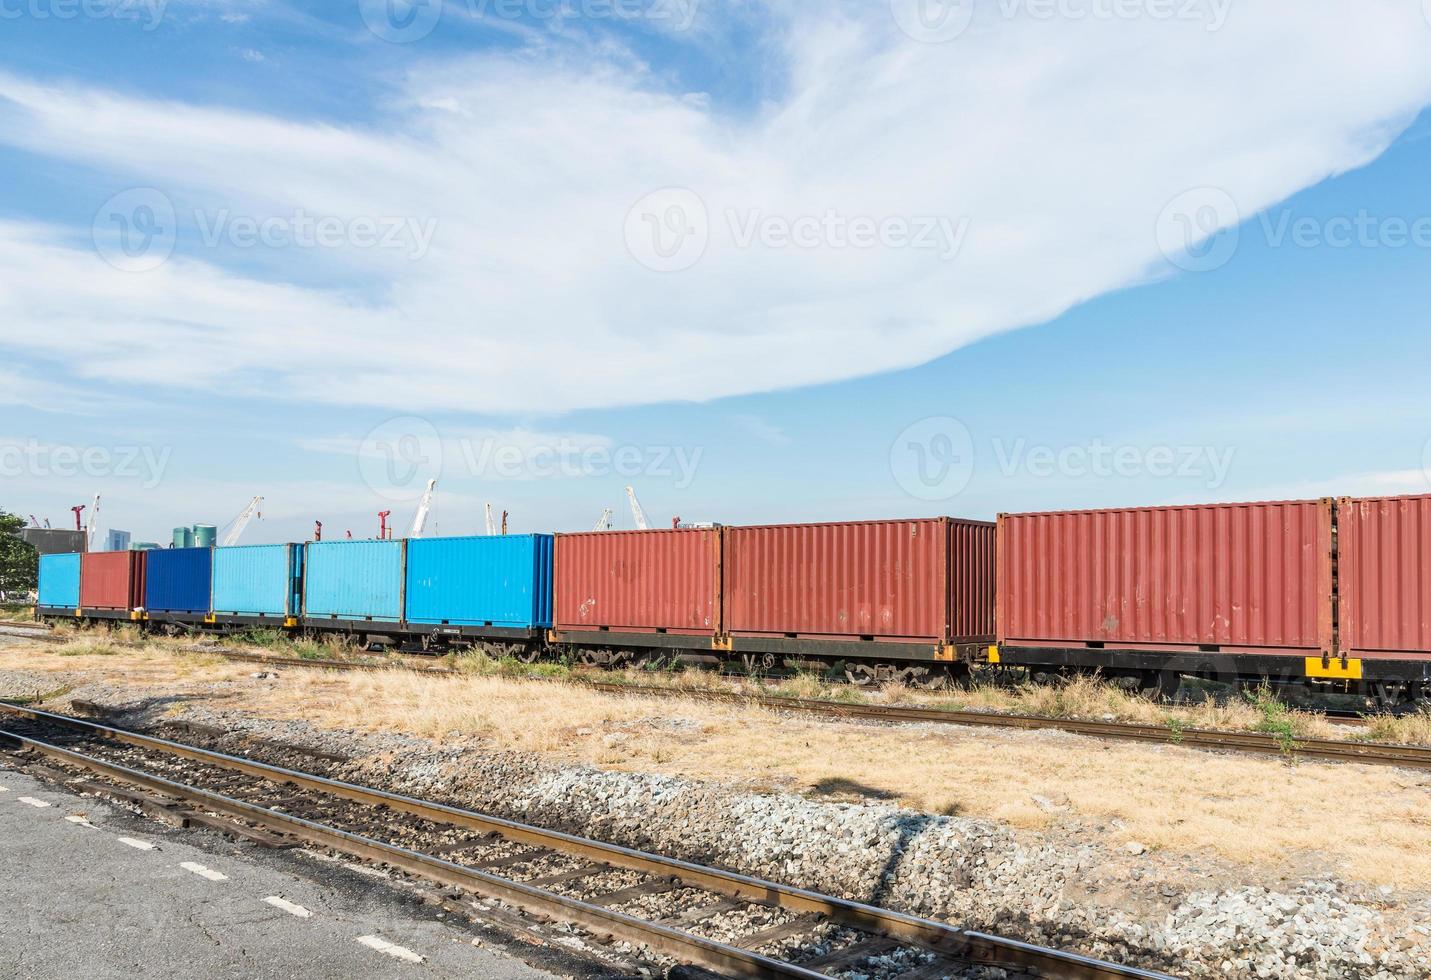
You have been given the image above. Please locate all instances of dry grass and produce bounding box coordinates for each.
[3,639,1429,890]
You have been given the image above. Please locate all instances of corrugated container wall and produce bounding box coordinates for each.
[950,519,997,643]
[406,535,553,629]
[212,544,303,618]
[998,500,1334,656]
[303,540,403,622]
[555,530,721,634]
[145,547,213,614]
[38,553,81,609]
[1337,495,1431,661]
[723,518,992,643]
[80,551,145,611]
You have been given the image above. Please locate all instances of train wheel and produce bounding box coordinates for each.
[844,662,879,686]
[897,664,950,690]
[1138,670,1182,702]
[515,645,544,664]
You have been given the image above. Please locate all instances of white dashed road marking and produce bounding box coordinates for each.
[357,935,425,964]
[17,797,50,808]
[117,837,156,851]
[264,896,313,918]
[65,815,96,828]
[180,861,229,882]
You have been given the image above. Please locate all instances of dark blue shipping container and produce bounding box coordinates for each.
[144,547,213,615]
[405,535,553,628]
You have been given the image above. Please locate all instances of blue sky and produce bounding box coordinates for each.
[3,1,1431,545]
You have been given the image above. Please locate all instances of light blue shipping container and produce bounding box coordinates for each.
[212,544,303,618]
[303,540,403,622]
[38,553,81,609]
[405,535,554,629]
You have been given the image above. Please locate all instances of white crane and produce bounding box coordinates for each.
[592,507,613,531]
[625,486,650,531]
[221,496,264,546]
[484,503,498,536]
[409,479,437,538]
[85,494,100,550]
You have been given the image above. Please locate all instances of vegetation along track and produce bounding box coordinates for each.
[0,703,1166,980]
[8,623,1431,769]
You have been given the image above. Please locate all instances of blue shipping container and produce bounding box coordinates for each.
[144,547,213,614]
[212,544,303,618]
[304,540,403,622]
[38,553,81,609]
[405,535,554,629]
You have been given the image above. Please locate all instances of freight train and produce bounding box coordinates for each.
[32,494,1431,709]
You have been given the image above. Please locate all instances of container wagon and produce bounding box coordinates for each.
[144,547,214,622]
[36,553,82,616]
[79,551,146,619]
[994,499,1336,695]
[302,540,404,631]
[1335,494,1431,702]
[722,518,994,684]
[404,534,553,657]
[211,544,304,626]
[551,529,723,665]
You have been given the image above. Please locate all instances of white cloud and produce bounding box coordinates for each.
[0,2,1429,415]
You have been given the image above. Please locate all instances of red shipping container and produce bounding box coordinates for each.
[998,499,1333,657]
[554,529,721,635]
[80,551,146,612]
[1337,494,1431,662]
[723,518,994,644]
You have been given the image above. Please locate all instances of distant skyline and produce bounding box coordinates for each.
[3,2,1431,544]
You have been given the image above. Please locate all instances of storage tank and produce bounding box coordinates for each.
[192,524,217,548]
[172,527,193,549]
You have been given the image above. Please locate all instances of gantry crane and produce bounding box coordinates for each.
[410,479,437,538]
[625,486,650,531]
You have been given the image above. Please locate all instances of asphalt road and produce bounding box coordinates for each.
[0,766,568,980]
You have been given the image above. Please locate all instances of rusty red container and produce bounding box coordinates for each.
[554,529,722,635]
[1337,494,1431,662]
[722,518,994,644]
[80,551,146,612]
[997,499,1334,657]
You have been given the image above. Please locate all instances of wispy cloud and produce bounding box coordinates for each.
[0,2,1428,417]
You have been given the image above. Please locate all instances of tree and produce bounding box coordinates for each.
[0,510,39,600]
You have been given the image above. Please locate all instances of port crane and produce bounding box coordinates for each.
[625,486,650,531]
[221,496,264,547]
[410,479,437,538]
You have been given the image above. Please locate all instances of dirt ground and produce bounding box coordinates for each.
[2,640,1429,900]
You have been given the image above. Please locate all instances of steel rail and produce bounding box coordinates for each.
[0,702,1168,980]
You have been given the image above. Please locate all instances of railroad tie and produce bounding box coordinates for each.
[801,937,904,973]
[728,913,824,950]
[655,896,745,927]
[586,877,682,908]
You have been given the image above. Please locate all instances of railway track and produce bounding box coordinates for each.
[6,623,1428,771]
[0,702,1167,980]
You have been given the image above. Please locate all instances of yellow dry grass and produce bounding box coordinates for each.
[3,641,1429,890]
